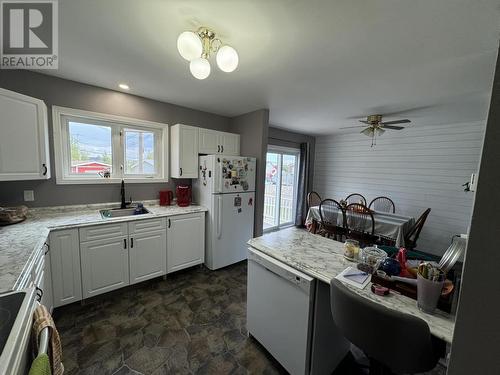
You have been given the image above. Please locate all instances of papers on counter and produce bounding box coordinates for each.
[335,266,371,289]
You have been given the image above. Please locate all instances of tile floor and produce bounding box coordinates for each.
[54,262,446,375]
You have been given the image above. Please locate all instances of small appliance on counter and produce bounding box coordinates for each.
[176,185,192,207]
[159,190,174,206]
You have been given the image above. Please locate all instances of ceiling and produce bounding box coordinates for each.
[45,0,500,135]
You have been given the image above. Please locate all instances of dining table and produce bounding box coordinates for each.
[305,205,415,247]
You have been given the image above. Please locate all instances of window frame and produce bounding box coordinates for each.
[52,106,169,184]
[263,145,301,233]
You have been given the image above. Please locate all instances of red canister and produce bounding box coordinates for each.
[176,185,191,207]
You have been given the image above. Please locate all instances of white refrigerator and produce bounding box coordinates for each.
[193,155,256,270]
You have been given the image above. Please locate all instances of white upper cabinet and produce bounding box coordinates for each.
[171,124,199,178]
[198,128,240,156]
[0,88,50,181]
[219,131,240,156]
[199,128,220,154]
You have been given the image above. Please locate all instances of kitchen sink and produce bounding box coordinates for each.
[100,206,151,219]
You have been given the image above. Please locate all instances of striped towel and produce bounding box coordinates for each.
[32,305,63,375]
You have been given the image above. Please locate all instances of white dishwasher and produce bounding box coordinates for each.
[247,248,315,375]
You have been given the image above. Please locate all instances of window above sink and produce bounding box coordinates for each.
[52,106,169,184]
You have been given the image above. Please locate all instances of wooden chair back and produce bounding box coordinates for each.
[319,199,346,240]
[369,196,396,213]
[345,193,367,206]
[307,191,322,210]
[405,208,431,250]
[345,203,375,246]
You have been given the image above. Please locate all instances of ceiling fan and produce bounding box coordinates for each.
[340,114,411,147]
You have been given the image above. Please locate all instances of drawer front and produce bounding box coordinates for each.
[79,222,128,242]
[128,218,166,235]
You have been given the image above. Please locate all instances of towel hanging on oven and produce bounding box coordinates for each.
[32,304,63,375]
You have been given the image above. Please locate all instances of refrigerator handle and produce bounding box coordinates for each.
[217,195,223,239]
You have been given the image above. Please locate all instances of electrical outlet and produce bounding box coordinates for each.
[23,190,34,201]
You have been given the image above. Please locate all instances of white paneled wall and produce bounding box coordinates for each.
[313,121,485,255]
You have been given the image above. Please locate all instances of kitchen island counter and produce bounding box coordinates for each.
[248,227,455,344]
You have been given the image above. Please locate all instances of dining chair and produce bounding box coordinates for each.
[330,279,445,374]
[404,208,431,250]
[318,199,346,241]
[345,203,376,246]
[345,193,367,206]
[368,196,395,213]
[307,191,322,210]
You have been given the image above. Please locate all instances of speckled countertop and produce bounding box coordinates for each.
[0,201,207,293]
[247,227,455,344]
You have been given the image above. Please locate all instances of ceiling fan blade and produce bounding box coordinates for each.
[359,120,370,124]
[380,119,411,125]
[340,125,370,129]
[382,125,405,130]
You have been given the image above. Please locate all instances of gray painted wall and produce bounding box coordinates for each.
[231,109,270,237]
[268,126,316,194]
[0,70,230,207]
[313,121,485,255]
[448,51,500,375]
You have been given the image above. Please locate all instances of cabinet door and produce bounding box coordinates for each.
[171,124,199,178]
[0,88,50,181]
[219,132,240,156]
[42,246,54,312]
[50,229,82,307]
[80,236,129,298]
[129,230,167,284]
[199,128,220,154]
[167,213,205,273]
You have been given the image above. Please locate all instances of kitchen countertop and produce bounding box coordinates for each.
[0,201,207,293]
[247,227,455,344]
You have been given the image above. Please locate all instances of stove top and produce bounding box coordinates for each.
[0,292,25,355]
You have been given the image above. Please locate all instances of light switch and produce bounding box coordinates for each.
[23,190,34,201]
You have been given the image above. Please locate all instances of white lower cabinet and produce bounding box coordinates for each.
[80,235,129,298]
[48,213,204,304]
[49,229,83,307]
[129,229,167,284]
[167,212,205,273]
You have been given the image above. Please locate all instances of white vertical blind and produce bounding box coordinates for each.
[313,121,485,255]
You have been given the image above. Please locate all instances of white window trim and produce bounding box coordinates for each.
[52,106,169,184]
[263,145,301,233]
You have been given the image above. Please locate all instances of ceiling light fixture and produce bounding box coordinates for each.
[177,27,239,80]
[118,83,130,90]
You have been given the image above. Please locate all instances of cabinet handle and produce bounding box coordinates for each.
[124,239,127,249]
[168,219,171,228]
[131,238,134,248]
[218,145,220,153]
[44,242,50,255]
[221,145,224,153]
[180,167,183,176]
[42,164,47,176]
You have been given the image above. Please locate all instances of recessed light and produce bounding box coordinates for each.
[118,83,130,90]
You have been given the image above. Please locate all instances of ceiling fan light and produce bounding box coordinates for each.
[189,57,211,80]
[361,128,374,137]
[177,31,203,61]
[216,45,239,72]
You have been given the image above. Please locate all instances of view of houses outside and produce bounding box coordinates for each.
[69,122,155,176]
[264,152,298,230]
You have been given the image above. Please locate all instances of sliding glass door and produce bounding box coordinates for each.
[264,146,300,232]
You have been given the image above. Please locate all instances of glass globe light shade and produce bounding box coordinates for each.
[189,57,211,80]
[216,45,239,72]
[177,31,202,61]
